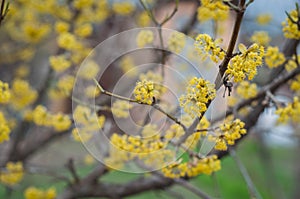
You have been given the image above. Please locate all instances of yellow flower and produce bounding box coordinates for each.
[137,11,151,27]
[22,22,50,43]
[112,2,135,16]
[195,34,225,63]
[168,32,186,53]
[290,75,300,92]
[0,162,24,186]
[78,60,100,79]
[226,43,264,82]
[55,21,70,34]
[133,80,156,105]
[276,97,300,123]
[136,30,154,48]
[179,77,216,118]
[112,100,133,118]
[119,56,137,77]
[10,79,38,110]
[236,81,257,99]
[49,55,72,72]
[57,32,81,51]
[51,113,72,132]
[85,85,100,98]
[0,80,11,104]
[250,31,271,46]
[256,14,272,25]
[197,0,229,22]
[265,46,286,68]
[73,0,93,9]
[0,112,11,143]
[282,9,300,39]
[75,23,93,38]
[24,187,56,199]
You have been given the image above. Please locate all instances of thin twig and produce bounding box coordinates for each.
[229,148,263,199]
[65,158,80,184]
[174,178,212,199]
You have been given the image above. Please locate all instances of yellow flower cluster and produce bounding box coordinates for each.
[84,85,100,98]
[57,32,82,51]
[226,43,264,82]
[139,71,166,96]
[49,75,75,99]
[112,100,133,118]
[179,77,216,118]
[112,2,136,16]
[74,23,93,38]
[29,105,72,132]
[236,81,258,99]
[250,31,271,46]
[197,0,229,22]
[276,97,300,123]
[256,14,272,25]
[73,0,94,9]
[161,155,221,178]
[49,55,71,73]
[22,22,51,43]
[195,34,225,63]
[210,119,247,151]
[24,187,56,199]
[165,116,210,149]
[109,132,165,155]
[285,54,300,72]
[167,32,186,53]
[10,79,38,110]
[265,46,286,68]
[0,162,24,186]
[78,60,100,80]
[136,30,154,48]
[0,112,11,143]
[290,75,300,92]
[0,80,11,104]
[137,11,151,27]
[72,105,105,142]
[133,80,156,105]
[282,9,300,39]
[119,56,137,77]
[55,21,70,34]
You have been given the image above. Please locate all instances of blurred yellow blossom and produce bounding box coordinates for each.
[0,112,11,143]
[24,187,56,199]
[0,162,24,186]
[0,80,11,104]
[49,55,72,73]
[168,32,186,53]
[136,30,154,48]
[250,31,271,46]
[256,14,272,25]
[112,2,135,16]
[197,0,229,22]
[265,46,285,68]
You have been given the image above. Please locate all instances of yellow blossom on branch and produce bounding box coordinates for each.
[0,112,11,143]
[276,97,300,123]
[112,2,135,16]
[197,0,229,22]
[49,55,72,73]
[0,80,11,104]
[250,31,271,46]
[256,14,272,25]
[10,79,37,110]
[265,46,286,68]
[282,9,300,39]
[236,81,258,99]
[226,43,264,82]
[136,30,154,48]
[195,34,225,63]
[24,187,56,199]
[0,162,24,186]
[180,77,216,118]
[133,80,156,105]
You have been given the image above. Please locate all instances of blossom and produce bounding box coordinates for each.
[24,187,56,199]
[179,77,216,118]
[0,162,24,186]
[197,0,229,22]
[256,14,272,25]
[49,55,72,72]
[282,9,300,39]
[167,32,186,53]
[133,80,156,105]
[112,100,133,118]
[250,31,271,46]
[265,46,286,68]
[0,80,11,104]
[112,2,135,16]
[195,34,225,63]
[226,43,264,82]
[0,112,11,143]
[236,81,258,99]
[136,30,154,48]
